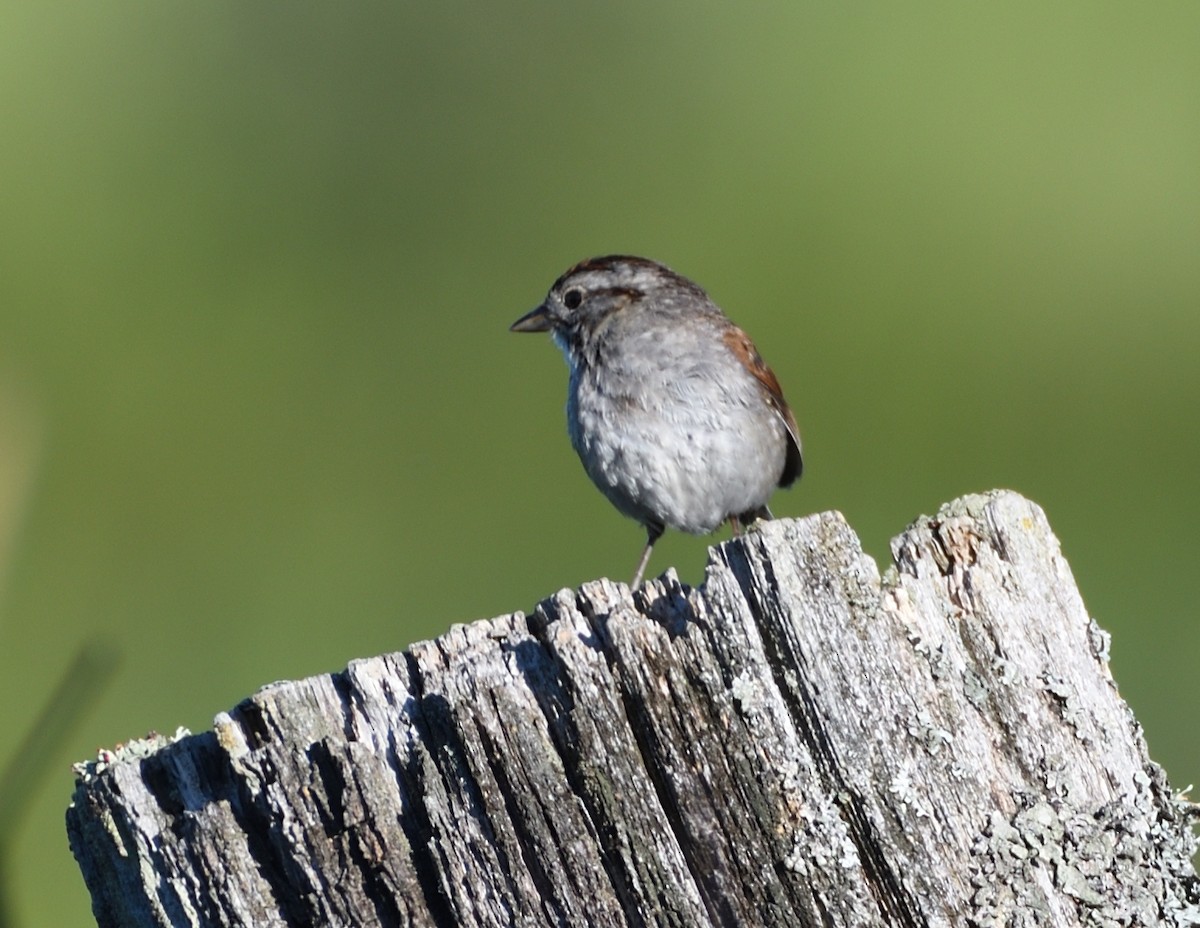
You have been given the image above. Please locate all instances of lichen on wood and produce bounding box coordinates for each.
[67,491,1200,927]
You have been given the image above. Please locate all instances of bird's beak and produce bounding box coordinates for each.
[510,303,553,333]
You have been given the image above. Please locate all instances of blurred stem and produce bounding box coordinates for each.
[0,641,119,928]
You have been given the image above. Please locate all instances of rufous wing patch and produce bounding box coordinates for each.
[723,326,803,486]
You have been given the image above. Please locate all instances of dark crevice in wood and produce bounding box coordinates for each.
[725,544,928,928]
[404,675,529,924]
[375,655,458,928]
[473,695,574,925]
[329,669,358,744]
[220,751,312,928]
[571,596,730,926]
[507,632,657,928]
[583,586,816,928]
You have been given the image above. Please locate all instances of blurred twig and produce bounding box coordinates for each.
[0,641,119,928]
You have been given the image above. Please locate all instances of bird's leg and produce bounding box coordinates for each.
[731,507,774,539]
[631,523,664,589]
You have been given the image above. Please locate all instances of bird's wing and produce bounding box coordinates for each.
[722,326,803,486]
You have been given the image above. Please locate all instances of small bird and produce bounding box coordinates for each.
[511,255,802,588]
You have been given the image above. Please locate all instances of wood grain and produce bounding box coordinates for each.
[67,491,1199,927]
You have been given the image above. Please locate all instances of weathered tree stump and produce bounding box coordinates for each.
[66,490,1199,927]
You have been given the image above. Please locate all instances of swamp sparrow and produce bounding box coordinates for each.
[511,255,802,588]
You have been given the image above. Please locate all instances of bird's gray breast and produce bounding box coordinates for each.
[564,319,787,533]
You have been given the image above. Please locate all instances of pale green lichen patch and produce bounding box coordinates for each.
[969,778,1200,926]
[70,727,191,784]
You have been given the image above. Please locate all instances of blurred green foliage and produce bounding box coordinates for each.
[1,2,1197,924]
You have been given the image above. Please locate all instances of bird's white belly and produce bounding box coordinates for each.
[570,393,783,535]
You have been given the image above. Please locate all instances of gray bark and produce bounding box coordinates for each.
[66,490,1200,927]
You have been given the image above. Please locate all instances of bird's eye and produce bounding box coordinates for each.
[563,288,583,310]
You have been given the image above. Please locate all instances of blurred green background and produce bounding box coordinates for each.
[1,2,1197,924]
